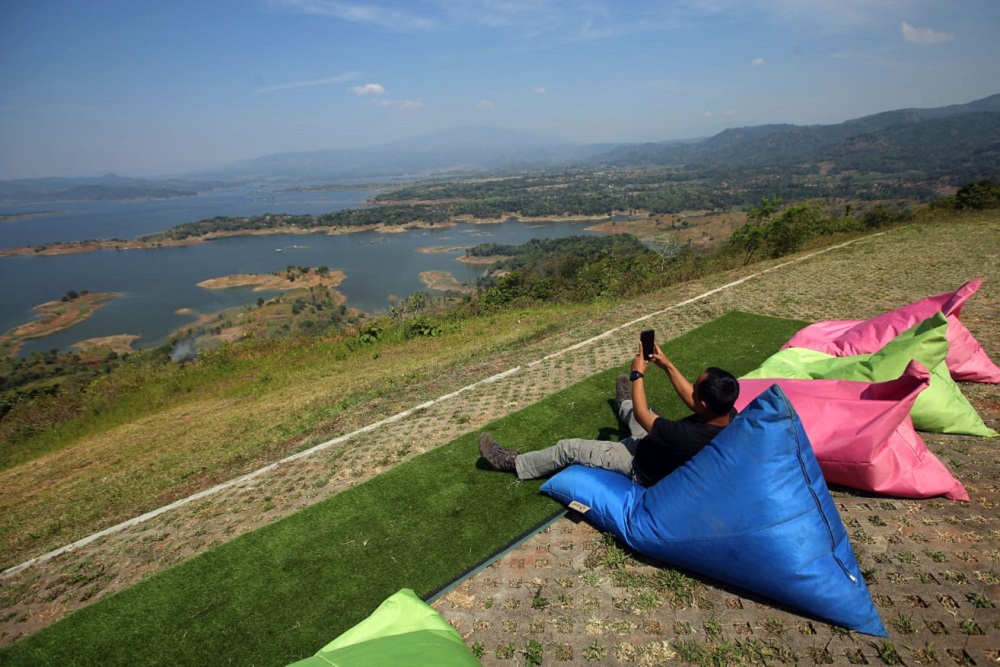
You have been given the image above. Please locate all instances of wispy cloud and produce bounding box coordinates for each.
[532,86,547,94]
[750,57,765,66]
[272,0,437,30]
[351,83,386,95]
[254,72,360,94]
[901,20,954,45]
[477,99,496,109]
[674,0,914,34]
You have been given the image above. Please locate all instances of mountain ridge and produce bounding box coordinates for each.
[3,93,998,197]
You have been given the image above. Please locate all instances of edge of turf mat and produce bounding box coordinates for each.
[1,312,807,667]
[425,510,568,605]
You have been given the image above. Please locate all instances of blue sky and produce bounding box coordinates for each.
[1,0,998,179]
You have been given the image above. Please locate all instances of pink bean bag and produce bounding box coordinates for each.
[783,279,1000,383]
[737,361,969,501]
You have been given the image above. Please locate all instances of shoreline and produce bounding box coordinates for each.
[0,214,616,258]
[0,210,65,224]
[0,214,655,355]
[0,292,121,358]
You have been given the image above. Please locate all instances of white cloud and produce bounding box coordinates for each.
[477,99,496,109]
[351,83,386,95]
[533,86,547,94]
[272,0,437,30]
[372,98,425,109]
[901,21,954,45]
[750,57,765,66]
[254,72,360,94]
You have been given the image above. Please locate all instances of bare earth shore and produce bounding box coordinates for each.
[0,292,120,358]
[0,215,617,258]
[1,215,998,664]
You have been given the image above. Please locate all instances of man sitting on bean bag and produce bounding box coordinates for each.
[479,339,738,486]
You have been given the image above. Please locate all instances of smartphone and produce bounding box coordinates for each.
[640,329,655,360]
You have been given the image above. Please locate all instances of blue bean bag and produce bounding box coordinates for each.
[540,385,886,636]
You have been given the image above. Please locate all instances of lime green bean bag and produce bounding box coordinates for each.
[287,588,479,667]
[744,313,996,437]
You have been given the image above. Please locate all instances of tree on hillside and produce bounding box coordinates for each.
[763,202,823,257]
[730,197,780,265]
[955,179,1000,210]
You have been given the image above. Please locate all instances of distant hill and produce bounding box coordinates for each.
[0,174,224,204]
[191,126,623,182]
[595,94,1000,181]
[9,95,998,194]
[195,95,1000,184]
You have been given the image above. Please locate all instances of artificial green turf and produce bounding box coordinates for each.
[1,311,807,666]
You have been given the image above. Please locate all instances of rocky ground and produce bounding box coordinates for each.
[2,215,999,665]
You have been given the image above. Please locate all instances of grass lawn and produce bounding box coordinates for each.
[0,311,806,666]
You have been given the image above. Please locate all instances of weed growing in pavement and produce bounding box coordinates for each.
[654,567,700,608]
[761,617,786,637]
[806,646,835,664]
[876,640,902,665]
[584,641,607,662]
[554,643,573,661]
[523,638,543,665]
[495,642,516,659]
[844,647,868,664]
[530,586,549,610]
[703,616,723,639]
[889,612,916,635]
[959,618,984,635]
[966,591,994,607]
[911,642,937,665]
[674,639,709,663]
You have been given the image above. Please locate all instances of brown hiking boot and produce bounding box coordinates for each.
[615,373,631,411]
[479,432,518,472]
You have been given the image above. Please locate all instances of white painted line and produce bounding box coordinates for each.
[2,232,880,578]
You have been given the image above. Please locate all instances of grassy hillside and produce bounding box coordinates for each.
[1,207,998,649]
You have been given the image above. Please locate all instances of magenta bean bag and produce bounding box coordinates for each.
[783,279,1000,383]
[738,361,968,501]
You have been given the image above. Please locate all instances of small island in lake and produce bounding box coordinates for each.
[0,291,121,358]
[418,270,476,294]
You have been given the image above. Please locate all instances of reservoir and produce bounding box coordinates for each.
[0,186,601,356]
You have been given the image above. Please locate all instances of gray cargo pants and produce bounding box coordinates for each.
[514,399,649,481]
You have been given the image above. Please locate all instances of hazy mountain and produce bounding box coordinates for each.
[195,94,1000,183]
[8,95,998,199]
[0,174,224,204]
[595,93,1000,180]
[192,126,621,182]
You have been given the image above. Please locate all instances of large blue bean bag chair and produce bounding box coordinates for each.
[540,384,887,636]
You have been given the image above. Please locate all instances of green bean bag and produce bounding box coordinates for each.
[287,588,479,667]
[744,313,996,437]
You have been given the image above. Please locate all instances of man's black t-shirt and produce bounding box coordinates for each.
[631,411,735,486]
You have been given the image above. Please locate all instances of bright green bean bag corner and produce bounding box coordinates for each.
[287,588,479,667]
[744,313,997,437]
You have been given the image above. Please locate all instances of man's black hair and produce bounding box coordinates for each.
[698,367,739,416]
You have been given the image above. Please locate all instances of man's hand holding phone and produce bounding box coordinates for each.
[640,329,655,359]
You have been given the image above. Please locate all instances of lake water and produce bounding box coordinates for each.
[0,186,601,357]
